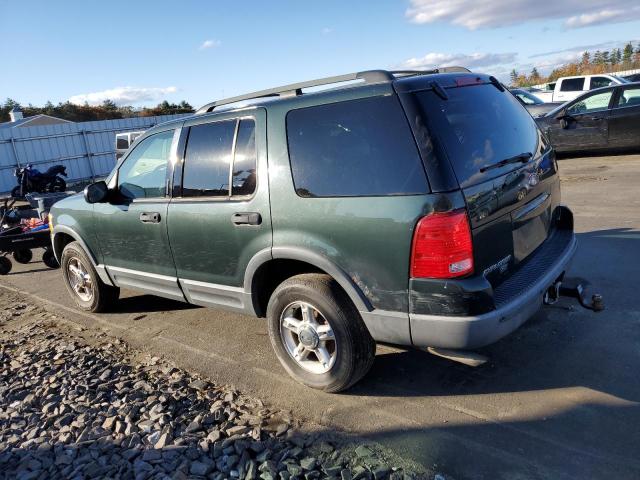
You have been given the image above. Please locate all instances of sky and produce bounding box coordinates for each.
[1,0,639,109]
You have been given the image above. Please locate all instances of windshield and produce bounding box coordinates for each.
[514,90,543,105]
[415,83,540,188]
[611,75,630,84]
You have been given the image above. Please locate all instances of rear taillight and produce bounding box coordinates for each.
[410,210,474,279]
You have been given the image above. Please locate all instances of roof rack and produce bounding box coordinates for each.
[195,67,471,114]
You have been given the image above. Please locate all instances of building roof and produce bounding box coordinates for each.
[0,114,74,129]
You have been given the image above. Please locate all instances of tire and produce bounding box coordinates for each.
[13,249,33,264]
[0,256,12,275]
[50,178,66,193]
[266,273,376,393]
[61,241,119,312]
[42,249,60,269]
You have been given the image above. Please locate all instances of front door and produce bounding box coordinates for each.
[609,85,640,148]
[93,128,185,300]
[167,110,271,312]
[550,89,613,150]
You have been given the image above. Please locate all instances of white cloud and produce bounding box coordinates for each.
[199,39,221,50]
[68,86,178,106]
[405,0,640,29]
[398,52,517,70]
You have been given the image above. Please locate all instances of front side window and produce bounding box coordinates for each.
[286,96,428,197]
[117,130,174,199]
[617,86,640,107]
[567,90,613,115]
[590,77,613,89]
[560,78,585,92]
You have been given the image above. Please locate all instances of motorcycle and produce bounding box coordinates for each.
[11,164,67,198]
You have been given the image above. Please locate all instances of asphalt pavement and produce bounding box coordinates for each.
[1,154,639,480]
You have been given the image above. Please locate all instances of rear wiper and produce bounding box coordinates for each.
[480,152,532,173]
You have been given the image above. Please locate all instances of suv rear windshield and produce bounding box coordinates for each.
[415,84,540,188]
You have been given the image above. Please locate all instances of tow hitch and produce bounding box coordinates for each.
[544,280,604,312]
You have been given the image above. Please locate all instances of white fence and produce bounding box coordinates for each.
[0,114,190,195]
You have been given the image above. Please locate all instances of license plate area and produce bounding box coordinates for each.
[511,193,551,263]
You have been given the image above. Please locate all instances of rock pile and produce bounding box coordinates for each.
[0,302,419,480]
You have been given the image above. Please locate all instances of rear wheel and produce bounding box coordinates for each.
[61,242,119,312]
[50,178,66,193]
[0,256,12,275]
[266,273,376,392]
[13,249,33,264]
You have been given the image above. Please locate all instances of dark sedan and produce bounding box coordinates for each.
[536,82,640,153]
[510,88,561,117]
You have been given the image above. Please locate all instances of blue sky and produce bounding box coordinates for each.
[1,0,639,108]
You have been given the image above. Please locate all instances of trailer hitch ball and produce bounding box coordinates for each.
[591,293,604,312]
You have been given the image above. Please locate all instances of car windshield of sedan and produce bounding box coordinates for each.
[514,90,544,105]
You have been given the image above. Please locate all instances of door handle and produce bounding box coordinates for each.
[232,212,261,226]
[139,212,161,224]
[589,116,604,121]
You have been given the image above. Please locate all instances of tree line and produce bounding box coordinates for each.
[510,41,640,87]
[0,99,195,123]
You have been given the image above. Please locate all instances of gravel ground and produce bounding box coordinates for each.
[0,292,426,480]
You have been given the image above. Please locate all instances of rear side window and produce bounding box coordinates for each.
[182,120,236,197]
[590,77,612,89]
[181,118,257,198]
[286,96,428,197]
[560,78,585,92]
[617,86,640,107]
[415,84,539,188]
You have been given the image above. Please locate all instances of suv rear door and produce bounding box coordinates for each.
[409,80,560,286]
[166,109,271,312]
[609,84,640,148]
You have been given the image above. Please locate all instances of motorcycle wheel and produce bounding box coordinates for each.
[50,178,66,193]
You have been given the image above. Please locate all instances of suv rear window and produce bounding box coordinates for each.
[286,96,428,197]
[415,84,539,188]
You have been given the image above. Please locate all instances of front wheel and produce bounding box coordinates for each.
[266,273,376,392]
[61,242,119,312]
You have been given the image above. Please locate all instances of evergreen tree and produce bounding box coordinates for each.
[623,43,634,63]
[510,69,519,85]
[581,51,591,65]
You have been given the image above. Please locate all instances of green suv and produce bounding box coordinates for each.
[51,69,578,392]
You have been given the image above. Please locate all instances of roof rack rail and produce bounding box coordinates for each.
[195,67,471,114]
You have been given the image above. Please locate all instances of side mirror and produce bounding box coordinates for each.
[84,181,109,204]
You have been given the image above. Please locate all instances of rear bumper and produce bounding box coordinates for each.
[409,229,577,349]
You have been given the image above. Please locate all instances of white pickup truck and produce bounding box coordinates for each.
[533,74,629,103]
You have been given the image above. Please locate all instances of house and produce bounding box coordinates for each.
[0,105,74,129]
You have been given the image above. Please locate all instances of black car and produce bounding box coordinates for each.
[536,82,640,153]
[510,88,561,117]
